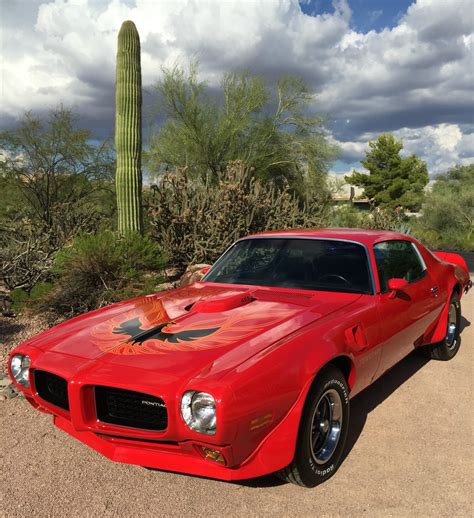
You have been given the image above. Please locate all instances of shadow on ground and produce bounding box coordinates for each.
[460,315,470,332]
[0,318,25,345]
[240,316,471,488]
[341,349,430,464]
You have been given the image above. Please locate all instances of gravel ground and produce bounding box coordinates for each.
[0,290,472,517]
[0,314,55,372]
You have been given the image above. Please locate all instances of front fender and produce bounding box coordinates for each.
[222,322,351,467]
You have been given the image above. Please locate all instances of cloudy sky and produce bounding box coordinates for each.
[1,0,473,176]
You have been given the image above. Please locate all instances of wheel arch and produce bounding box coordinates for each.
[427,283,461,344]
[325,355,356,390]
[237,352,356,476]
[302,354,356,402]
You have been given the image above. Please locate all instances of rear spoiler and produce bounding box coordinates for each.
[433,251,472,293]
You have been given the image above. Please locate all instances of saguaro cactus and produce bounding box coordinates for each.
[115,20,143,234]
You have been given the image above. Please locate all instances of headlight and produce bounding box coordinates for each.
[180,391,216,435]
[10,354,31,387]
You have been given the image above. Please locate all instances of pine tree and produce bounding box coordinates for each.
[345,134,429,211]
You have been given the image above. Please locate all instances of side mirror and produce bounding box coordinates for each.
[387,278,409,298]
[200,266,211,275]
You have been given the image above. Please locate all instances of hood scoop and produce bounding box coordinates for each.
[190,291,256,313]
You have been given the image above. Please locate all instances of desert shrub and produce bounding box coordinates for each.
[0,218,55,291]
[412,164,473,251]
[10,282,54,313]
[0,197,113,292]
[10,288,29,312]
[329,205,367,228]
[328,204,410,234]
[149,161,331,266]
[44,231,166,315]
[366,207,411,234]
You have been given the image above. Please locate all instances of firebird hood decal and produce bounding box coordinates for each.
[112,317,220,345]
[90,296,295,355]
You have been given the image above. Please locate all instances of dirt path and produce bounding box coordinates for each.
[1,290,472,517]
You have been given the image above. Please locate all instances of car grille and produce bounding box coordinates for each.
[34,370,69,411]
[95,386,168,431]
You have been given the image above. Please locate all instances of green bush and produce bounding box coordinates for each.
[10,282,54,313]
[45,231,166,315]
[10,288,30,313]
[365,207,410,234]
[329,204,410,234]
[330,205,367,228]
[412,164,473,251]
[149,161,332,266]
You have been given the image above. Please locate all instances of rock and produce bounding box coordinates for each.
[5,386,19,399]
[179,264,211,287]
[0,383,19,399]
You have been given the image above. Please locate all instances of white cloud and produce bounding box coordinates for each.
[332,123,473,176]
[426,124,462,152]
[0,0,472,174]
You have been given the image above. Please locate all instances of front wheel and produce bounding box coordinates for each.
[277,367,350,487]
[424,292,461,361]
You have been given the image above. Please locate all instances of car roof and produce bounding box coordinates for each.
[244,228,414,247]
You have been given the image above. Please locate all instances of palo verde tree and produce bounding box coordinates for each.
[0,107,115,290]
[147,65,338,196]
[0,107,114,233]
[115,20,143,234]
[346,134,429,211]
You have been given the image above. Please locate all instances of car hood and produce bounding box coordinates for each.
[26,283,360,381]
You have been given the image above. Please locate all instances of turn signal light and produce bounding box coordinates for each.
[200,446,225,464]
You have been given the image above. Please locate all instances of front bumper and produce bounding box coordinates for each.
[53,415,279,480]
[51,396,303,481]
[14,350,304,481]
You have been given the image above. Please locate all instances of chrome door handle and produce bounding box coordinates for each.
[431,286,439,293]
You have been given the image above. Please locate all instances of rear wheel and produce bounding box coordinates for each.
[277,367,349,487]
[424,292,461,361]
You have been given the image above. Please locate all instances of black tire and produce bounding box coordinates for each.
[277,367,350,488]
[424,292,461,361]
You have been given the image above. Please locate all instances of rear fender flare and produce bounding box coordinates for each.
[429,283,461,344]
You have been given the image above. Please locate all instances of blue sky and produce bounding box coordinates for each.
[300,0,413,32]
[1,0,473,176]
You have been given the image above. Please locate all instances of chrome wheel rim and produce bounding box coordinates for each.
[446,303,458,349]
[310,388,343,465]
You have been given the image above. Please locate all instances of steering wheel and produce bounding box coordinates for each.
[318,273,352,286]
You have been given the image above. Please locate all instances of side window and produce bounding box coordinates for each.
[374,240,426,293]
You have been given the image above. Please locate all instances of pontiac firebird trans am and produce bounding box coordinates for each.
[9,229,471,487]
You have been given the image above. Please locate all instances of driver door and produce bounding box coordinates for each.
[372,240,444,378]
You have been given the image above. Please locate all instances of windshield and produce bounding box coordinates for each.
[204,238,372,294]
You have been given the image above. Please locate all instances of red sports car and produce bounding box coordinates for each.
[8,229,471,487]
